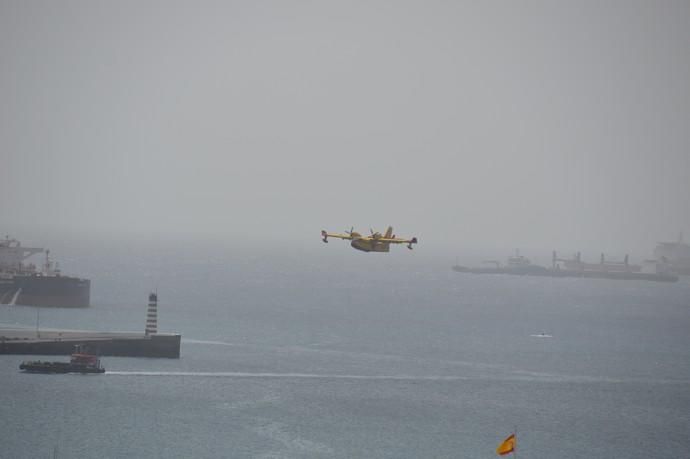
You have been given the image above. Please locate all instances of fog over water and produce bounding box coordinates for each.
[2,5,690,457]
[1,1,689,254]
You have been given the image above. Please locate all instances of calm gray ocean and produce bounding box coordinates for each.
[1,240,689,458]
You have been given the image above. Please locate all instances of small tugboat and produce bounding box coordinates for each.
[19,345,105,374]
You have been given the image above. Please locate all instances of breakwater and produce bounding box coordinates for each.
[0,329,180,358]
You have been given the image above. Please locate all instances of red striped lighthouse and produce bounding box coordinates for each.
[145,292,158,336]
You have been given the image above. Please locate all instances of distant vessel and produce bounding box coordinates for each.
[453,249,678,282]
[19,345,105,374]
[0,236,90,307]
[452,250,548,275]
[653,233,690,276]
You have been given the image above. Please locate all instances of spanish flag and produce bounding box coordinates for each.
[496,433,516,456]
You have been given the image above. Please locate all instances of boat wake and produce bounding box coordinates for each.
[530,333,553,338]
[104,370,690,385]
[104,371,683,385]
[182,339,239,346]
[106,371,472,381]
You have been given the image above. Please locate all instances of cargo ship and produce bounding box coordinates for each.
[453,249,678,282]
[0,236,90,307]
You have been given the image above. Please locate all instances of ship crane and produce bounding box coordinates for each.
[552,250,639,273]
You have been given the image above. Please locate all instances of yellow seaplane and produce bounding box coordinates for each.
[321,227,418,252]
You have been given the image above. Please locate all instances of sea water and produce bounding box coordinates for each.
[1,241,689,458]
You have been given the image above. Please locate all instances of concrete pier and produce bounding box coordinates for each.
[0,328,181,358]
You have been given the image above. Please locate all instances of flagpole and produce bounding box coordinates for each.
[513,426,517,459]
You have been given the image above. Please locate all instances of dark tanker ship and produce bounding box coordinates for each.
[0,236,90,307]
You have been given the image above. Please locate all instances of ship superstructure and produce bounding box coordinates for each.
[0,237,43,273]
[0,236,90,307]
[653,233,690,275]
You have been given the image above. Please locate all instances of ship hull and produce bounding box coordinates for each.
[452,266,678,282]
[0,275,90,307]
[452,265,548,275]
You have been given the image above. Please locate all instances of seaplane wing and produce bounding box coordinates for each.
[321,230,357,241]
[377,236,418,245]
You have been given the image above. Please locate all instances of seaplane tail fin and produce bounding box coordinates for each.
[384,226,393,238]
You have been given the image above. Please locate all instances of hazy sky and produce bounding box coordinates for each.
[2,1,689,253]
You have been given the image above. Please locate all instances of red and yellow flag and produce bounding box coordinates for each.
[496,434,516,456]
